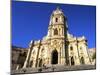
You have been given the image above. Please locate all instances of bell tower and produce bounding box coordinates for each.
[47,7,69,65]
[47,7,68,38]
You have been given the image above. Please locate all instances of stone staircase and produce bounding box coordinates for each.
[11,65,96,75]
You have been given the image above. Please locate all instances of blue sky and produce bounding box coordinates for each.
[12,1,96,48]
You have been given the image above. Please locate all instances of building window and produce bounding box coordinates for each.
[70,46,73,51]
[54,28,58,35]
[80,57,85,64]
[55,18,58,22]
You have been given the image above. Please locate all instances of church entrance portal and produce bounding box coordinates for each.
[51,50,58,64]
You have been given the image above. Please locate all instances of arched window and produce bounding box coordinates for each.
[55,18,58,22]
[70,46,73,51]
[54,28,58,35]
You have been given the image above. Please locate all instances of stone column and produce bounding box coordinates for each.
[58,47,61,64]
[49,50,52,66]
[23,40,34,68]
[58,51,60,64]
[61,42,66,65]
[35,40,41,67]
[69,57,71,66]
[59,48,61,64]
[16,65,19,70]
[61,42,63,64]
[48,47,51,65]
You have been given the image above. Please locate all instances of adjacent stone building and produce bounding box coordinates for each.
[12,46,28,70]
[88,48,96,65]
[21,7,91,69]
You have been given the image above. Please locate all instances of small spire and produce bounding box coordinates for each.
[56,6,60,10]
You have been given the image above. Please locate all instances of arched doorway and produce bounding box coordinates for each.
[39,59,42,67]
[80,57,85,64]
[71,56,75,65]
[51,50,58,64]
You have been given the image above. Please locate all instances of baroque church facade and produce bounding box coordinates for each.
[22,7,91,69]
